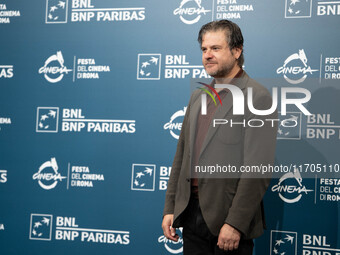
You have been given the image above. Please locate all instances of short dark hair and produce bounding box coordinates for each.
[198,20,244,67]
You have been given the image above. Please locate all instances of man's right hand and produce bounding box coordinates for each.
[162,214,179,242]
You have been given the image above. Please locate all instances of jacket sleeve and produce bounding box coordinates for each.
[224,89,278,235]
[163,91,199,216]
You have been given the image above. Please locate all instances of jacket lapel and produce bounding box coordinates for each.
[189,90,203,166]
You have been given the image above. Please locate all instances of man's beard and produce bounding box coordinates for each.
[206,63,234,78]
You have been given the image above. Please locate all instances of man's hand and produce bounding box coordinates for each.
[217,223,241,251]
[162,214,179,242]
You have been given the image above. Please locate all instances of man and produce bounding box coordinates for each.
[162,20,277,255]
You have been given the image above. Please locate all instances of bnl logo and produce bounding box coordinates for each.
[46,0,68,23]
[36,107,59,133]
[29,214,53,241]
[270,230,297,255]
[277,112,302,140]
[137,54,161,80]
[131,164,156,191]
[285,0,312,18]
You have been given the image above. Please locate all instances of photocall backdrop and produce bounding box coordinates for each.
[0,0,339,254]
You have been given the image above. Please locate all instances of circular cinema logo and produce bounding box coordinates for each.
[39,51,72,83]
[276,49,318,84]
[158,228,183,254]
[164,107,186,139]
[33,158,66,190]
[271,169,313,203]
[173,0,211,25]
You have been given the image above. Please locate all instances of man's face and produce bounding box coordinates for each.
[201,30,241,78]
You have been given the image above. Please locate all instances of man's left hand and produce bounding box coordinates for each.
[217,223,241,251]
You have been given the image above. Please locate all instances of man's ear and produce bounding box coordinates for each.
[232,47,243,60]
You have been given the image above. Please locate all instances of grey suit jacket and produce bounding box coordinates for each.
[163,71,277,239]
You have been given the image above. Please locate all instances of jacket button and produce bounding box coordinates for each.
[186,178,190,182]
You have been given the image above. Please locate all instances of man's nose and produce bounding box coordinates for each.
[204,50,213,59]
